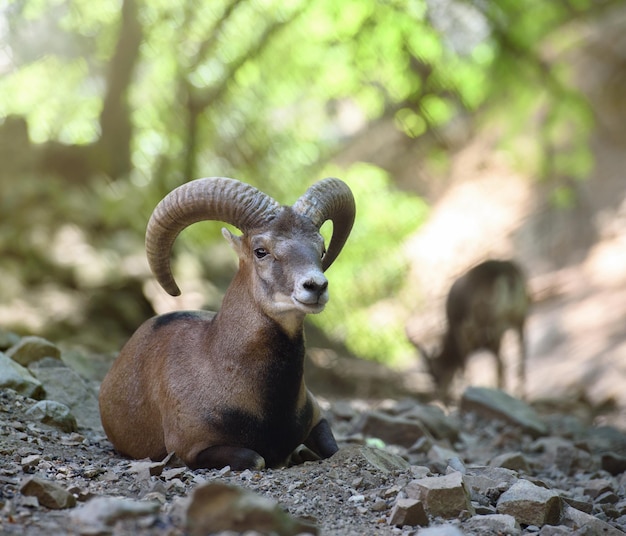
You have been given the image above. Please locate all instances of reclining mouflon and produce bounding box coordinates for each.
[98,176,356,470]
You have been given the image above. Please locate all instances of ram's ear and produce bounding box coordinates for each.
[222,227,244,257]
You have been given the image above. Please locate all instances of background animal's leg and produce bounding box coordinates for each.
[190,445,266,471]
[493,342,505,390]
[304,418,338,459]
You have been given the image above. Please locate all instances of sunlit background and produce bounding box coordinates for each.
[1,0,625,406]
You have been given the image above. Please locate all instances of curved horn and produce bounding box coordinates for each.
[146,177,280,296]
[292,177,356,271]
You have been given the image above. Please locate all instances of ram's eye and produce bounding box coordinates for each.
[321,248,327,259]
[254,248,269,259]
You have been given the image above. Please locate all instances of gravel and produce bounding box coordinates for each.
[2,378,626,535]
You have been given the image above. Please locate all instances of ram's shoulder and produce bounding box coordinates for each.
[151,310,217,331]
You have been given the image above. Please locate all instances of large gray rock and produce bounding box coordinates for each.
[602,452,626,476]
[71,497,160,533]
[6,336,61,366]
[461,387,548,437]
[401,403,460,441]
[463,513,521,535]
[0,352,43,399]
[561,504,625,535]
[586,425,626,455]
[463,466,519,498]
[414,526,465,536]
[388,498,428,527]
[28,358,102,431]
[20,477,76,509]
[185,482,317,536]
[488,451,531,473]
[25,400,77,433]
[496,478,562,526]
[427,444,464,466]
[0,329,20,351]
[355,410,430,448]
[406,471,475,519]
[583,478,614,499]
[530,436,595,475]
[330,444,410,473]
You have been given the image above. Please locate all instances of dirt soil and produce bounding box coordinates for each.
[3,375,626,536]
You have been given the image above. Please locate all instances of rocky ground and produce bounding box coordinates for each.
[2,334,626,535]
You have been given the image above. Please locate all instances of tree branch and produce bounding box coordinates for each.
[98,0,143,179]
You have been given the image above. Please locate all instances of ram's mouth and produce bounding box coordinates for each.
[294,297,326,313]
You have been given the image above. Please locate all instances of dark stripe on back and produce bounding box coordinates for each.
[152,311,206,330]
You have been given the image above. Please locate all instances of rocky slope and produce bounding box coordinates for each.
[1,334,626,535]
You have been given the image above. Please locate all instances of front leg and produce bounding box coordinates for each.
[190,445,266,471]
[304,418,338,459]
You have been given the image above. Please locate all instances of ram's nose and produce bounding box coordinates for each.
[303,277,328,296]
[296,273,329,305]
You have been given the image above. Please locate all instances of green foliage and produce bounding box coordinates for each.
[310,163,428,364]
[475,0,598,188]
[0,0,607,359]
[0,56,98,143]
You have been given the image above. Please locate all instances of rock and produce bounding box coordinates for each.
[496,478,562,526]
[388,498,428,527]
[60,348,116,382]
[489,451,530,472]
[20,454,42,470]
[0,352,44,399]
[428,444,463,465]
[561,496,593,514]
[562,504,625,535]
[446,456,467,474]
[406,471,475,519]
[185,481,317,536]
[25,400,77,433]
[160,467,187,482]
[0,329,20,351]
[410,465,432,479]
[4,375,626,535]
[331,400,359,420]
[6,336,61,366]
[463,513,521,535]
[472,501,497,516]
[127,453,178,479]
[401,403,460,441]
[586,425,626,454]
[460,387,548,437]
[71,496,160,532]
[20,476,76,509]
[530,436,594,475]
[537,526,577,535]
[355,410,430,447]
[331,444,410,473]
[463,466,518,499]
[583,478,614,499]
[596,489,619,504]
[414,526,465,535]
[28,358,102,431]
[602,452,626,476]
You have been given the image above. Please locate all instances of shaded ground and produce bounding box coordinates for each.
[3,370,626,535]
